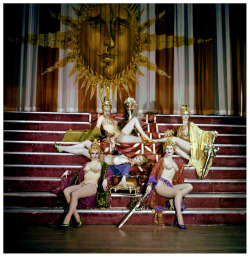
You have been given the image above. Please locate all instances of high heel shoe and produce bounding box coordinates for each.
[174,217,187,229]
[141,137,154,143]
[60,223,70,229]
[54,142,63,153]
[76,216,82,228]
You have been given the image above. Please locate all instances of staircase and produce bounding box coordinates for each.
[4,111,246,225]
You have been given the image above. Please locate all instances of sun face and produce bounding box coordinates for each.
[28,4,170,101]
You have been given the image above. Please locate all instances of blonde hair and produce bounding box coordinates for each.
[163,137,176,151]
[88,139,103,157]
[180,104,191,116]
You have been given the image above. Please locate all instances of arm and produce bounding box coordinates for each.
[96,115,104,128]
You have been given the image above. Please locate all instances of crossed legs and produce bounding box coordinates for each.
[156,183,193,225]
[62,183,97,225]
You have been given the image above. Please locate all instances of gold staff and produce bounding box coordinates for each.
[202,135,220,179]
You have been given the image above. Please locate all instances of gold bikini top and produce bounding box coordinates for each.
[102,117,118,126]
[82,161,101,186]
[102,117,121,138]
[163,159,178,171]
[84,160,102,174]
[177,125,190,142]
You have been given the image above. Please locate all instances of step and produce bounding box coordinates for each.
[4,177,246,193]
[156,115,246,125]
[3,207,246,225]
[4,152,246,167]
[4,141,246,155]
[155,123,246,134]
[4,131,246,144]
[4,121,92,131]
[4,192,246,209]
[4,111,90,122]
[4,165,246,180]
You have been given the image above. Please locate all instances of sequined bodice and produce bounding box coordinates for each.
[82,161,101,186]
[177,125,190,141]
[102,117,121,138]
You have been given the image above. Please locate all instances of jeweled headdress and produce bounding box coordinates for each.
[180,104,191,116]
[101,96,112,110]
[123,97,138,119]
[163,137,176,151]
[88,139,103,156]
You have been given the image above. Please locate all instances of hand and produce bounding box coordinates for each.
[146,185,152,194]
[61,170,69,178]
[213,131,219,137]
[102,179,108,192]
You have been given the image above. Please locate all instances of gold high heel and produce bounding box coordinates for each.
[54,142,63,153]
[142,137,154,143]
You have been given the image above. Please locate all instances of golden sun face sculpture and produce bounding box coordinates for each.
[26,4,170,101]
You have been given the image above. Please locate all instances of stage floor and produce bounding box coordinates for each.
[4,224,246,253]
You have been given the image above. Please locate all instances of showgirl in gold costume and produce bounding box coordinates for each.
[56,96,152,154]
[146,138,193,229]
[154,105,219,179]
[60,141,110,228]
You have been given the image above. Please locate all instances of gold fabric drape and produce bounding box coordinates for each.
[188,122,214,179]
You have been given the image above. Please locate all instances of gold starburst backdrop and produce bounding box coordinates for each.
[25,4,171,101]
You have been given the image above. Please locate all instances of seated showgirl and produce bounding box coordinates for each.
[146,137,193,229]
[55,97,153,155]
[154,104,219,179]
[52,141,113,229]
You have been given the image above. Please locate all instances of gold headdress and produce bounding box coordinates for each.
[88,139,103,156]
[180,104,191,116]
[123,97,138,119]
[163,137,176,151]
[102,96,112,110]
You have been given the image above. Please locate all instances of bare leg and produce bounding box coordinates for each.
[156,185,185,225]
[117,134,142,144]
[56,140,92,157]
[169,199,174,208]
[175,146,190,160]
[173,183,193,197]
[63,185,83,223]
[121,117,150,140]
[121,175,126,188]
[63,184,97,225]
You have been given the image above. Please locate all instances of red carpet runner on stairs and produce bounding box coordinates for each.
[4,111,246,225]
